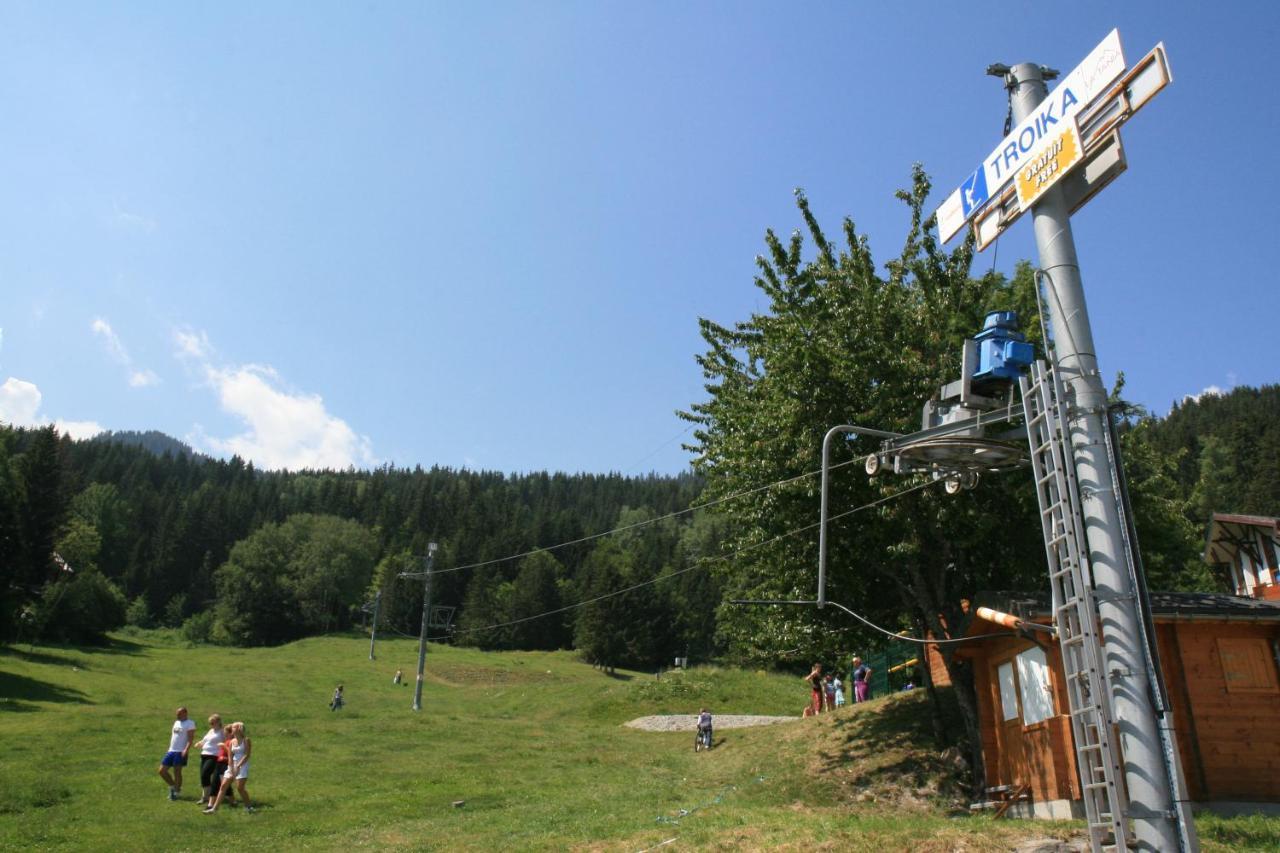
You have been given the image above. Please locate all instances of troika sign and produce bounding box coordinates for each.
[970,41,1171,251]
[935,29,1126,242]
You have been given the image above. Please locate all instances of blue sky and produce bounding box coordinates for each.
[0,2,1274,474]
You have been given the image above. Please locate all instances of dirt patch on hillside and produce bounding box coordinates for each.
[624,714,797,731]
[426,663,546,687]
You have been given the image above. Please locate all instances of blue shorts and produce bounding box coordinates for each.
[161,751,188,767]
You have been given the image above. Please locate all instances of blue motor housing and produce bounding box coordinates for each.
[972,311,1034,383]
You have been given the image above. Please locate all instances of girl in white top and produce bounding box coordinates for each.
[194,714,225,806]
[204,722,254,814]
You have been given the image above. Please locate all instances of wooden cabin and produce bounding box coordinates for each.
[945,591,1280,818]
[1205,513,1280,601]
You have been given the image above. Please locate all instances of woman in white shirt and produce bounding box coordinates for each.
[204,722,254,814]
[193,714,225,806]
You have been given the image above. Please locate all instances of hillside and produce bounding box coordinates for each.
[2,633,1273,851]
[89,430,200,459]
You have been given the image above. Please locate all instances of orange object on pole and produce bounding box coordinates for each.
[975,605,1022,630]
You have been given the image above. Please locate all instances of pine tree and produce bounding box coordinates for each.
[507,550,565,650]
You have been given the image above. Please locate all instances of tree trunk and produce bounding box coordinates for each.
[939,646,987,800]
[905,561,988,801]
[916,617,948,749]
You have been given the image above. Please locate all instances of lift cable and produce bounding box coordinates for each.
[425,476,938,641]
[728,598,1013,646]
[428,451,876,577]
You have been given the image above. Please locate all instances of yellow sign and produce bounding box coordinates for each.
[1016,123,1082,208]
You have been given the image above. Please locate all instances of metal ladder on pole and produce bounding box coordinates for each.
[1020,359,1130,852]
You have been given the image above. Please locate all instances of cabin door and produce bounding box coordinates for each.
[994,656,1028,785]
[991,646,1059,794]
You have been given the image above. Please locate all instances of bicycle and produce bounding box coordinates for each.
[694,725,713,752]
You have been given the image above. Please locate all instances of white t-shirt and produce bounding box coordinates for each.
[168,718,196,752]
[199,727,224,756]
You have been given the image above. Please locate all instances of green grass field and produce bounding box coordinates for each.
[2,632,1276,851]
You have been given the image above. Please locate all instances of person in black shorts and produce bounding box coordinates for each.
[194,714,225,806]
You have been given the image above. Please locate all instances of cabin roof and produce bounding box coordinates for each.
[1204,513,1280,565]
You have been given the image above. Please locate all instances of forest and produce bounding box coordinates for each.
[0,375,1273,663]
[0,424,720,667]
[1,181,1276,692]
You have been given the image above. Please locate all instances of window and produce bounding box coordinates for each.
[998,661,1018,721]
[1218,638,1280,694]
[1017,646,1056,724]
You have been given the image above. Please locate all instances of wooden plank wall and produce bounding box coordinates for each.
[966,618,1280,805]
[1159,621,1280,802]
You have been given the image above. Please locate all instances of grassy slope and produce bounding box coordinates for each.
[1,632,1274,851]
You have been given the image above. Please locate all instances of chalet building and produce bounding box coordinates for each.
[1205,513,1280,601]
[928,591,1280,819]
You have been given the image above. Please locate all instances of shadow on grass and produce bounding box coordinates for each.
[0,645,89,669]
[604,671,635,681]
[0,672,93,709]
[815,688,969,806]
[0,636,144,665]
[85,636,147,656]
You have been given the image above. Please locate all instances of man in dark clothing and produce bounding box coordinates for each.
[851,656,872,703]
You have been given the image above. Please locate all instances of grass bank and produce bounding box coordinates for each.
[1,632,1274,850]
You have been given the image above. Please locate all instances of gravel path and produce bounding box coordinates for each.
[624,714,798,732]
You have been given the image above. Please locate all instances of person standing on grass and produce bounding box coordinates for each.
[804,663,824,715]
[205,722,253,814]
[851,656,872,703]
[833,673,846,708]
[330,684,344,710]
[823,674,837,711]
[193,714,226,807]
[697,707,714,748]
[213,732,237,807]
[158,706,196,801]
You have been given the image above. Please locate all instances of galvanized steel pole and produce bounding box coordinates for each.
[412,543,437,712]
[1006,63,1187,852]
[818,425,900,608]
[368,589,381,661]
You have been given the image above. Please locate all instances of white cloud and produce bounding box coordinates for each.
[108,202,158,234]
[55,418,106,440]
[1185,385,1225,404]
[177,330,375,471]
[129,369,160,388]
[0,377,103,438]
[0,377,42,424]
[93,318,160,388]
[92,318,128,361]
[173,328,213,360]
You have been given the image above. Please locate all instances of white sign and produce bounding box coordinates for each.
[973,131,1127,251]
[935,29,1127,242]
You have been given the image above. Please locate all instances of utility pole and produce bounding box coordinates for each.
[403,543,438,712]
[1005,63,1191,852]
[368,589,381,661]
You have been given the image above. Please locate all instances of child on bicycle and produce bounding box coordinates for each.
[697,707,713,749]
